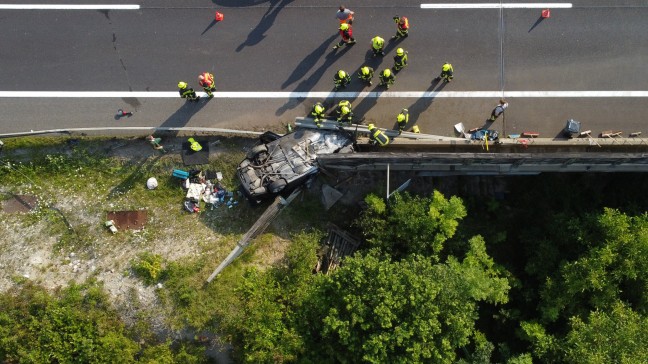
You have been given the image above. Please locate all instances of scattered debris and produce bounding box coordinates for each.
[105,220,118,234]
[314,225,361,274]
[321,184,344,210]
[146,177,158,190]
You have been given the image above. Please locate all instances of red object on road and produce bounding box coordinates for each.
[215,11,224,22]
[541,9,551,18]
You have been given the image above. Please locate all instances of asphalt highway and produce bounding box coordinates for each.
[1,0,647,137]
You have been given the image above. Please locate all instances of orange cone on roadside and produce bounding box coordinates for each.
[215,11,224,21]
[541,9,551,18]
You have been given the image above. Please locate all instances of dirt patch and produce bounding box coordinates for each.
[107,210,148,230]
[1,194,38,213]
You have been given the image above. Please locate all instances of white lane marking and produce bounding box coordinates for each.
[0,4,140,10]
[421,3,572,9]
[1,91,648,98]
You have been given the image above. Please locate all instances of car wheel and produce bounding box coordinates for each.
[268,178,287,193]
[246,144,268,159]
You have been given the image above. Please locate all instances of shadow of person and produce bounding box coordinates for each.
[236,0,294,52]
[211,0,271,6]
[385,36,405,54]
[158,99,209,138]
[282,34,337,89]
[405,81,445,127]
[276,47,351,116]
[108,154,163,200]
[351,86,383,125]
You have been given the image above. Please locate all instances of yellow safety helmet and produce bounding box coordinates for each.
[341,106,350,114]
[368,123,375,130]
[396,48,404,56]
[442,63,452,71]
[315,104,324,113]
[340,23,349,31]
[361,66,369,75]
[337,70,347,78]
[383,69,391,77]
[178,81,187,88]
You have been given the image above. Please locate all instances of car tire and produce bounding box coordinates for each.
[246,144,268,159]
[268,178,287,193]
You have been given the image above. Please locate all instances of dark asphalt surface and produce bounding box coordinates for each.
[1,0,647,137]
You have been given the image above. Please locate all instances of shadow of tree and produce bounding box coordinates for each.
[236,0,295,52]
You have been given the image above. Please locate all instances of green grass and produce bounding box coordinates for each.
[0,135,328,337]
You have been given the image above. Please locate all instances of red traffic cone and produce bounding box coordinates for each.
[215,11,224,22]
[541,9,551,18]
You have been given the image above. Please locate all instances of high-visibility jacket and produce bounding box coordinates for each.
[179,87,195,98]
[199,73,214,88]
[359,67,374,80]
[188,138,202,151]
[340,27,354,42]
[397,16,409,31]
[311,103,325,119]
[370,128,390,146]
[393,53,408,68]
[371,36,384,50]
[334,72,351,85]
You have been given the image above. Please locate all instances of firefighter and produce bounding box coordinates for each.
[336,5,354,24]
[198,72,216,98]
[396,108,409,134]
[438,62,454,82]
[336,100,353,124]
[392,16,409,39]
[310,102,326,127]
[368,124,390,146]
[178,81,198,102]
[334,69,352,90]
[188,137,203,152]
[333,23,356,49]
[379,68,395,89]
[371,36,385,57]
[358,66,374,86]
[392,48,408,72]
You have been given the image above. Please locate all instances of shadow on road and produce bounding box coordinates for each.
[276,47,351,116]
[211,0,271,6]
[352,86,384,125]
[236,0,294,52]
[158,99,210,138]
[528,16,546,33]
[282,34,337,89]
[201,19,220,36]
[405,79,447,129]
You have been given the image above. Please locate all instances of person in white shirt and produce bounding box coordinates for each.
[489,99,508,121]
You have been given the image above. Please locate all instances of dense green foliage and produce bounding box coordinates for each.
[0,281,205,363]
[357,191,467,261]
[299,237,509,363]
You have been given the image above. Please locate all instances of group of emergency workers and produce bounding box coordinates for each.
[178,72,216,102]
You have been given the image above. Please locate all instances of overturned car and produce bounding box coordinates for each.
[238,128,355,201]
